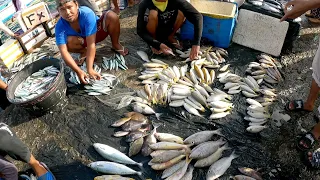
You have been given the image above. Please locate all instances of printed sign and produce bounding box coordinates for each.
[21,2,51,29]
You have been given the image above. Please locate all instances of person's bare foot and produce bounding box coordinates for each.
[112,44,129,56]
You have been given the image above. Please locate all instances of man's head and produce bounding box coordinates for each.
[56,0,79,22]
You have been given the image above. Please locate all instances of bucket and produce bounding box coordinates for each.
[6,58,68,115]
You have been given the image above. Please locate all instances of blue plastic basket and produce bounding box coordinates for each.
[180,3,238,48]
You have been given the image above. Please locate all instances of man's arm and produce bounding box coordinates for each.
[281,0,320,21]
[0,22,15,37]
[0,79,7,90]
[137,1,162,50]
[176,0,203,47]
[85,33,100,79]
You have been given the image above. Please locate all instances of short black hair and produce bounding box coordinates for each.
[55,0,77,8]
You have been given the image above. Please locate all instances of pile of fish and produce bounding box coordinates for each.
[14,66,59,101]
[10,38,59,73]
[111,112,152,157]
[94,175,134,180]
[102,54,128,71]
[89,143,143,178]
[69,62,101,85]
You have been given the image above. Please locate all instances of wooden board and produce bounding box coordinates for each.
[232,9,289,56]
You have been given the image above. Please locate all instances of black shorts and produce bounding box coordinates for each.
[144,8,178,40]
[0,123,31,163]
[0,88,10,110]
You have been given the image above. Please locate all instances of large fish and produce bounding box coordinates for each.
[180,165,194,180]
[129,137,144,157]
[151,149,186,163]
[184,129,223,145]
[165,158,192,180]
[155,133,184,144]
[93,143,142,167]
[88,161,142,176]
[190,138,226,159]
[194,143,230,168]
[206,151,239,180]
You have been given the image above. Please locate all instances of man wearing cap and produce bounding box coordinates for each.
[55,0,128,84]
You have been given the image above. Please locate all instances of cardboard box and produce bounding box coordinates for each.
[16,24,48,54]
[0,39,24,69]
[21,2,51,30]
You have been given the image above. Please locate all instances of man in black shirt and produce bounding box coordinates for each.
[137,0,203,60]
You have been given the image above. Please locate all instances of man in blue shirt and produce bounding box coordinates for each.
[55,0,128,84]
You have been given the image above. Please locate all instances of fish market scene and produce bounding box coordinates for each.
[1,0,320,179]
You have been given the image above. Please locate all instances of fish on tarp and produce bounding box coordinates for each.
[180,164,194,180]
[165,158,192,180]
[206,151,239,180]
[88,161,142,176]
[190,138,226,159]
[94,175,135,180]
[238,167,263,180]
[151,149,186,163]
[93,143,142,167]
[126,130,148,142]
[155,133,184,144]
[151,155,186,170]
[141,125,158,156]
[184,129,223,145]
[122,120,148,132]
[129,137,144,157]
[234,175,257,180]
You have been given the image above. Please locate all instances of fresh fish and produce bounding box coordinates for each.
[93,143,142,166]
[244,116,266,123]
[126,130,147,142]
[209,112,231,119]
[129,137,144,157]
[141,125,158,156]
[169,100,185,107]
[246,125,267,133]
[190,138,226,159]
[246,98,263,107]
[132,102,155,114]
[151,149,186,163]
[180,165,194,180]
[242,91,259,98]
[183,102,202,117]
[137,51,150,62]
[234,175,257,180]
[113,131,130,137]
[112,117,132,127]
[217,70,230,79]
[94,175,134,180]
[247,111,269,119]
[238,167,263,180]
[219,64,230,72]
[194,143,230,168]
[191,90,207,106]
[151,155,186,170]
[206,151,239,180]
[150,142,190,150]
[184,129,223,145]
[165,158,192,180]
[161,160,186,179]
[155,133,184,144]
[122,120,147,132]
[88,161,142,176]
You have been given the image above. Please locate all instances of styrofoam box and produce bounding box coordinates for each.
[20,26,46,44]
[0,39,24,69]
[24,31,48,52]
[232,9,289,56]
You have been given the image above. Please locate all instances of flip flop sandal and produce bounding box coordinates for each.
[297,132,317,151]
[303,148,320,169]
[37,162,56,180]
[285,99,311,112]
[111,46,129,56]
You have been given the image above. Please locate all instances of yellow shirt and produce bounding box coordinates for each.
[152,0,168,12]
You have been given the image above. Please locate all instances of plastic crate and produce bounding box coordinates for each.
[180,1,238,48]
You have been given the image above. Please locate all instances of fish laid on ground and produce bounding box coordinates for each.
[151,149,186,163]
[161,160,186,179]
[141,125,158,156]
[112,117,132,127]
[184,129,223,145]
[180,164,194,180]
[93,143,142,167]
[151,155,186,170]
[206,151,239,180]
[137,50,150,62]
[165,158,192,180]
[122,120,148,132]
[194,143,230,168]
[155,133,184,144]
[190,138,226,159]
[129,137,144,157]
[238,167,263,180]
[94,175,134,180]
[150,142,190,150]
[246,125,267,133]
[234,175,257,180]
[88,161,142,176]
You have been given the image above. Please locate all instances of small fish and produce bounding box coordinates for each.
[184,129,223,145]
[151,155,186,170]
[238,167,263,180]
[166,158,192,180]
[206,151,239,180]
[126,130,147,142]
[150,142,190,150]
[137,50,150,62]
[194,143,230,168]
[88,161,142,176]
[122,120,147,132]
[113,131,129,137]
[246,125,267,133]
[190,138,226,159]
[180,164,194,180]
[155,133,184,144]
[129,137,144,157]
[151,149,186,163]
[161,160,186,179]
[112,117,132,127]
[234,175,257,180]
[219,64,230,72]
[209,112,231,119]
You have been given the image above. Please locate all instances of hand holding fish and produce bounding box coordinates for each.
[280,0,320,21]
[189,45,200,60]
[160,43,173,56]
[77,70,90,84]
[88,69,101,81]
